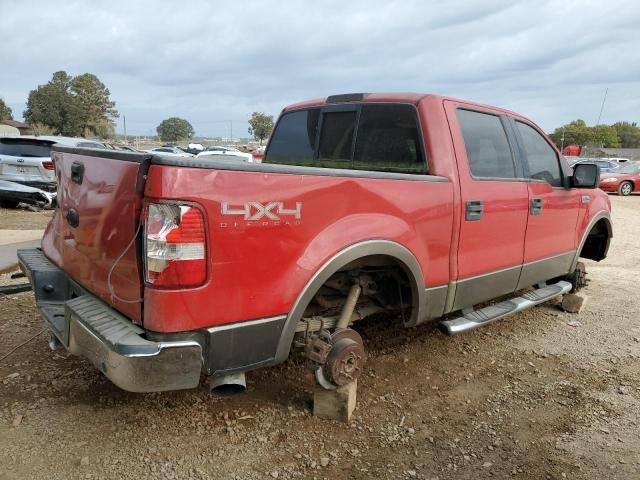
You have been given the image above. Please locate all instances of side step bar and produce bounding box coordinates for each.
[439,281,572,335]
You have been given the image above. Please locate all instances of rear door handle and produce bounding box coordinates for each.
[530,197,543,215]
[465,200,483,221]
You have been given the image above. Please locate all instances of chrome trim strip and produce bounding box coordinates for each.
[206,315,287,333]
[456,263,522,284]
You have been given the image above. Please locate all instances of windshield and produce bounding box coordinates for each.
[0,141,52,157]
[618,164,640,174]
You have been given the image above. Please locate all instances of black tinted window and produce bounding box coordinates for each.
[77,142,107,149]
[266,104,426,174]
[457,109,515,179]
[0,141,52,157]
[266,109,319,166]
[516,121,562,187]
[353,104,425,173]
[318,111,356,166]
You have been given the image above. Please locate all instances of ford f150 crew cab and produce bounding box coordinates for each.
[19,93,612,393]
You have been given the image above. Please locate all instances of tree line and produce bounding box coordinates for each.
[1,71,275,143]
[549,120,640,149]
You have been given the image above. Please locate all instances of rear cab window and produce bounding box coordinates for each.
[265,103,426,175]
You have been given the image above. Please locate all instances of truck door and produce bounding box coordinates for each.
[508,119,581,289]
[444,102,529,311]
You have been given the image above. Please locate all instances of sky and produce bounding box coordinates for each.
[2,0,639,138]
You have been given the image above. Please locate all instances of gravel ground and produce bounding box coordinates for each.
[0,197,638,480]
[0,206,52,230]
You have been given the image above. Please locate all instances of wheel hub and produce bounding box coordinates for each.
[307,328,366,389]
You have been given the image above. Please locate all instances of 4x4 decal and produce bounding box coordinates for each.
[221,201,302,221]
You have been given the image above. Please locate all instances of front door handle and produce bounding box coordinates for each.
[465,200,483,221]
[530,197,543,215]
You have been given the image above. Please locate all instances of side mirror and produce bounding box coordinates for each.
[571,163,599,188]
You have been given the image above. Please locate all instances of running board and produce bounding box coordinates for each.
[439,281,572,335]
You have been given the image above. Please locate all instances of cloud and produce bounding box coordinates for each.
[1,0,638,136]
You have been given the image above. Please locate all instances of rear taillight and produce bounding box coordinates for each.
[42,161,55,170]
[144,203,206,288]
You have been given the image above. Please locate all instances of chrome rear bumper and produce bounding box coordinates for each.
[18,248,202,392]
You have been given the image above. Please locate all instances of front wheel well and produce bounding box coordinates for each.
[579,218,612,262]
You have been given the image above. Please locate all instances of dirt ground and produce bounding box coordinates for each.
[0,197,638,480]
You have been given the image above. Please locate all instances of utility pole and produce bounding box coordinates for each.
[123,115,127,144]
[596,88,608,126]
[560,127,565,151]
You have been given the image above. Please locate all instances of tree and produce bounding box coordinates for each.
[612,122,640,148]
[23,71,118,137]
[29,122,55,136]
[70,73,119,138]
[591,125,620,148]
[0,98,13,121]
[248,112,274,145]
[156,117,194,142]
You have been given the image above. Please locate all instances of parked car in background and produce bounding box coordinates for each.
[111,144,139,152]
[252,146,266,162]
[147,146,194,158]
[197,145,253,162]
[599,163,640,196]
[0,179,56,208]
[605,157,630,164]
[573,158,620,174]
[0,136,108,192]
[566,157,581,167]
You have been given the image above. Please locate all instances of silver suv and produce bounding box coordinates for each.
[0,136,108,190]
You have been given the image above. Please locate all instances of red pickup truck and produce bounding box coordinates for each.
[19,93,612,393]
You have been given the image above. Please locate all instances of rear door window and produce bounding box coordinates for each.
[456,109,516,179]
[265,109,320,166]
[515,121,563,187]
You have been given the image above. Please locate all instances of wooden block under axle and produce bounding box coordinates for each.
[313,380,357,422]
[562,292,588,313]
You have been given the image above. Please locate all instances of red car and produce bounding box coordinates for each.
[599,163,640,195]
[19,93,612,394]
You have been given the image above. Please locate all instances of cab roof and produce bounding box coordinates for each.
[282,93,432,112]
[281,92,532,127]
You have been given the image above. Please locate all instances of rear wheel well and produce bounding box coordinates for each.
[579,218,612,261]
[297,254,416,336]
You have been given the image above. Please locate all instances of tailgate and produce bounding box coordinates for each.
[43,146,151,323]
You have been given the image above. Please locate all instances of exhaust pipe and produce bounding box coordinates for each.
[208,372,246,396]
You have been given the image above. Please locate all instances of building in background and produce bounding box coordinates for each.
[0,120,32,136]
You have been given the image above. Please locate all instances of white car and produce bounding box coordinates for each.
[196,146,253,162]
[0,136,108,192]
[147,146,194,158]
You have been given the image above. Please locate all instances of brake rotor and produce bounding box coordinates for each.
[569,261,587,292]
[313,328,366,389]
